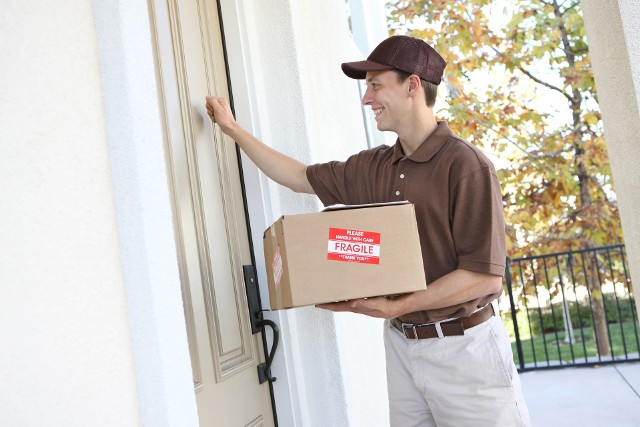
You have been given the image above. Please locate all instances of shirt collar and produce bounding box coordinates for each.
[391,121,453,163]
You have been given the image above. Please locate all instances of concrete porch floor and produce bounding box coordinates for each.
[520,362,640,426]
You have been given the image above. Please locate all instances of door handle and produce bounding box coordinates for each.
[243,265,279,384]
[255,318,279,384]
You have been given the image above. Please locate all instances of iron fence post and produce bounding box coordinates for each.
[506,258,525,371]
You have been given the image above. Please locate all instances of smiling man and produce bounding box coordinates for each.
[206,35,531,427]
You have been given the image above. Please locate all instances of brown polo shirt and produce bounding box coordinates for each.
[306,121,505,324]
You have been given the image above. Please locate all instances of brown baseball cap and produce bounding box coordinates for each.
[341,35,446,85]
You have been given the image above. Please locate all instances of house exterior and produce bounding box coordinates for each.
[1,1,638,426]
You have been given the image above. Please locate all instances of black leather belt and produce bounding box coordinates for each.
[390,304,495,340]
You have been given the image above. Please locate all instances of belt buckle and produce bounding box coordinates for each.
[401,322,419,340]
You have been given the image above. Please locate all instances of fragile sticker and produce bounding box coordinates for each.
[327,228,381,264]
[272,246,283,289]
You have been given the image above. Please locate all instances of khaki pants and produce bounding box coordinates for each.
[384,312,531,427]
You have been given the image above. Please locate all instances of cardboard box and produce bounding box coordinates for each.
[263,202,426,310]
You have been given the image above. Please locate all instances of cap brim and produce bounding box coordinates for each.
[341,60,395,79]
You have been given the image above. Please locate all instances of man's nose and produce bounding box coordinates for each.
[361,87,373,105]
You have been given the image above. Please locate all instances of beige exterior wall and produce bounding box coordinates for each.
[582,0,640,316]
[0,2,141,425]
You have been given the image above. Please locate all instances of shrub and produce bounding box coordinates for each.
[516,294,636,336]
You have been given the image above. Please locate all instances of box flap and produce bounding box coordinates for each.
[322,200,410,212]
[263,215,286,238]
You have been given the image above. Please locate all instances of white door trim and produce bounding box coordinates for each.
[217,1,303,425]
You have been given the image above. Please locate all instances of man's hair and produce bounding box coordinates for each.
[395,70,438,107]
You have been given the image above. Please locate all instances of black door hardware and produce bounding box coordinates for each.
[243,265,279,384]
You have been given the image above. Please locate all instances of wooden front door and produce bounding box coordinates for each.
[150,0,276,425]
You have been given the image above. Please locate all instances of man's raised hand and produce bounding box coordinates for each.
[205,96,237,134]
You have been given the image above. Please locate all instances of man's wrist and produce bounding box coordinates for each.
[221,121,240,137]
[392,290,425,318]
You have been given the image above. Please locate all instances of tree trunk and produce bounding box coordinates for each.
[591,294,610,356]
[554,0,612,358]
[586,252,610,357]
[562,294,576,344]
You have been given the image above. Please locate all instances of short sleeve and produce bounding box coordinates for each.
[306,148,380,207]
[306,161,350,206]
[451,167,506,276]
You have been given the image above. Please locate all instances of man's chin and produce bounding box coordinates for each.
[375,121,387,131]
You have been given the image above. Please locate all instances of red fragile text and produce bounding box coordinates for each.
[327,227,381,264]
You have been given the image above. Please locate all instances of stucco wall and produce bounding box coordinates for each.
[0,2,141,425]
[239,3,355,425]
[582,0,640,316]
[92,1,199,426]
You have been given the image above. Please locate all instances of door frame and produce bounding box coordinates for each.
[209,0,283,422]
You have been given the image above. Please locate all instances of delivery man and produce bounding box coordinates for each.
[206,35,531,427]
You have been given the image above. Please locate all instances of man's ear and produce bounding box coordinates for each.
[408,74,421,97]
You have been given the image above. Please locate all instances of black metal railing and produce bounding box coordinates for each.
[503,244,640,372]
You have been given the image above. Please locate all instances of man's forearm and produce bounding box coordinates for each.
[393,269,503,317]
[317,268,504,319]
[225,123,314,194]
[206,95,314,194]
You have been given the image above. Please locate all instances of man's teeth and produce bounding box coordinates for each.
[374,108,384,116]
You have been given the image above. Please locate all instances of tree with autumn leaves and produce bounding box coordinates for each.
[387,0,624,357]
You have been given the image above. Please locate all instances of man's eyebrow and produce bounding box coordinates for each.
[366,77,379,84]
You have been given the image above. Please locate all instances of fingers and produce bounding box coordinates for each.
[316,299,368,313]
[316,297,396,319]
[205,95,227,110]
[205,96,218,112]
[205,96,220,121]
[205,96,231,122]
[316,301,352,312]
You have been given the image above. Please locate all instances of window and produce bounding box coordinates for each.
[345,0,397,148]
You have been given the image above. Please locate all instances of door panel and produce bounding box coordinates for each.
[149,0,275,425]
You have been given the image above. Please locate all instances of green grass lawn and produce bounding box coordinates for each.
[501,314,640,366]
